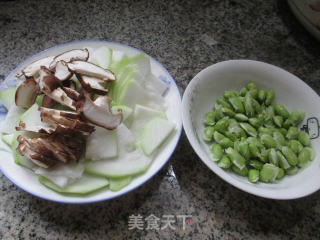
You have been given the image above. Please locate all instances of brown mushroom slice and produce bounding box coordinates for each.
[17,135,57,168]
[79,93,122,130]
[39,67,76,110]
[15,78,40,108]
[76,74,108,95]
[49,49,89,70]
[20,56,54,78]
[15,121,55,134]
[62,87,80,100]
[67,60,115,81]
[39,109,94,135]
[54,61,72,81]
[42,95,56,108]
[38,107,80,119]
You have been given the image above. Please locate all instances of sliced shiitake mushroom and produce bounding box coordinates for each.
[76,74,108,95]
[19,56,54,78]
[15,77,40,108]
[49,49,89,70]
[54,61,72,81]
[67,60,115,81]
[77,93,122,130]
[39,67,76,110]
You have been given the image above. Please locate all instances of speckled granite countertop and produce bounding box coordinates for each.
[1,0,320,239]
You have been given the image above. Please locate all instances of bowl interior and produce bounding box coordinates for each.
[182,60,320,199]
[0,40,182,203]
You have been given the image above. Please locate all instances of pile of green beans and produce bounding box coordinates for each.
[203,81,315,183]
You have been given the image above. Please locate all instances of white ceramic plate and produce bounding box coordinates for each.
[0,40,182,203]
[182,60,320,200]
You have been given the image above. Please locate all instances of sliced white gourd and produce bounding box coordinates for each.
[110,54,151,103]
[1,133,14,146]
[35,162,84,188]
[116,123,135,154]
[0,135,11,152]
[0,105,25,134]
[0,87,16,110]
[140,117,175,156]
[38,174,109,195]
[85,148,152,178]
[111,105,133,122]
[90,47,113,69]
[147,74,170,96]
[117,78,146,108]
[85,126,118,160]
[130,104,166,138]
[111,50,127,64]
[109,176,132,191]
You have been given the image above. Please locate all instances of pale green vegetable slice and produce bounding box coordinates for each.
[38,174,109,195]
[85,126,118,161]
[0,105,25,134]
[90,46,113,68]
[0,87,16,110]
[109,176,132,192]
[85,148,152,178]
[116,123,135,154]
[1,133,14,146]
[130,104,166,138]
[140,117,175,156]
[35,162,84,188]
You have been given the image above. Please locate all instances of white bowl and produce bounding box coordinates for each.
[0,40,182,203]
[182,60,320,200]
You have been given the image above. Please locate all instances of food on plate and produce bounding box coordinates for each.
[0,46,175,195]
[203,81,315,183]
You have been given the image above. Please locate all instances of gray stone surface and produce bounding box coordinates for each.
[1,0,320,239]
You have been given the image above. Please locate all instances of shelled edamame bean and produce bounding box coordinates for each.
[202,81,315,183]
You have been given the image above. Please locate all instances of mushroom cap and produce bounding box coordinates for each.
[67,60,115,81]
[21,56,54,78]
[15,77,40,108]
[54,61,72,81]
[77,93,122,130]
[49,49,89,70]
[76,74,108,95]
[39,67,76,110]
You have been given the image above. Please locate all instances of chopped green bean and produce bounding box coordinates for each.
[210,143,223,162]
[265,90,275,106]
[240,123,257,137]
[232,165,249,176]
[203,126,215,142]
[258,89,266,103]
[204,112,215,126]
[248,169,259,183]
[218,155,232,169]
[276,168,285,180]
[249,160,264,170]
[274,104,289,119]
[226,147,247,170]
[288,140,303,154]
[273,115,283,128]
[288,110,305,126]
[259,163,279,183]
[281,146,298,166]
[298,131,311,146]
[286,126,299,140]
[229,97,245,113]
